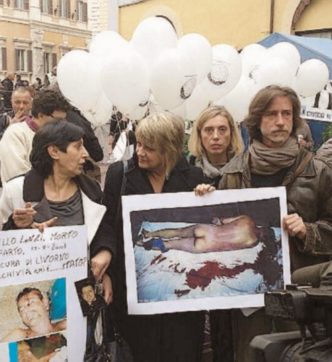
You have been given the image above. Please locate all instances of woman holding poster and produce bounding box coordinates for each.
[188,105,243,186]
[103,112,205,362]
[187,105,244,362]
[0,120,114,305]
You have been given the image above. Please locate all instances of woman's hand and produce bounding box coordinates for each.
[91,249,112,282]
[283,213,306,240]
[13,202,36,228]
[31,217,58,233]
[194,183,215,196]
[102,273,113,304]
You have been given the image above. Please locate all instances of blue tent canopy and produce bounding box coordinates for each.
[258,32,332,76]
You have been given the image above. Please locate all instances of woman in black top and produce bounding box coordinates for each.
[103,112,205,362]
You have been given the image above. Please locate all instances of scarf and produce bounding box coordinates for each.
[195,153,226,179]
[25,116,39,132]
[249,137,299,175]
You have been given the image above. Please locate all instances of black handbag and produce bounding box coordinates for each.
[84,302,133,362]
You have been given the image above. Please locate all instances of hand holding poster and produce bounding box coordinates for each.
[0,225,88,362]
[122,187,291,315]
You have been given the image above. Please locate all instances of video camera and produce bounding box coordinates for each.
[250,273,332,362]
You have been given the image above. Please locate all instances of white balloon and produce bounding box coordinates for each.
[58,50,103,113]
[241,43,266,78]
[170,103,187,119]
[150,48,197,110]
[299,94,315,108]
[101,46,150,114]
[131,17,178,67]
[89,31,128,58]
[254,55,294,89]
[82,93,113,127]
[267,42,301,76]
[216,76,256,123]
[178,33,212,83]
[293,59,329,97]
[185,84,211,121]
[200,44,242,101]
[127,104,149,121]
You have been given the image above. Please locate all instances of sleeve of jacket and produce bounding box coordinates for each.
[89,211,117,259]
[0,127,31,182]
[91,162,123,258]
[296,163,332,256]
[83,176,117,259]
[82,122,104,162]
[102,161,123,224]
[67,110,104,162]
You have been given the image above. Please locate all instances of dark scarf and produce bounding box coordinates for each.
[249,137,299,175]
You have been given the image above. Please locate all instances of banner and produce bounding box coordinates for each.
[301,104,332,123]
[0,225,88,361]
[122,187,290,315]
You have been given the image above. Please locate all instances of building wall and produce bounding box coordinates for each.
[295,0,332,32]
[119,0,332,48]
[89,0,109,35]
[0,0,91,83]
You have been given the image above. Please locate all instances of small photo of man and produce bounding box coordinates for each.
[75,278,105,317]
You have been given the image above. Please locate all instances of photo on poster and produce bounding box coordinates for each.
[122,187,290,314]
[0,225,88,361]
[75,277,106,317]
[8,332,67,361]
[0,278,66,343]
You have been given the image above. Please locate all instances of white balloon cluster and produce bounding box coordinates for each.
[57,17,330,126]
[216,42,330,123]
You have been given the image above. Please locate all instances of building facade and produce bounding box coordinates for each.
[118,0,332,48]
[0,0,91,84]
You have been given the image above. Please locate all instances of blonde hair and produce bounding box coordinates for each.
[188,105,243,159]
[136,112,185,175]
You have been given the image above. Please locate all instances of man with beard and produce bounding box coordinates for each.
[196,85,332,362]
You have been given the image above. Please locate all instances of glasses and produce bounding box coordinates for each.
[201,126,229,136]
[263,110,293,120]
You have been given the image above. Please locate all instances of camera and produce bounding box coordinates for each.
[250,273,332,362]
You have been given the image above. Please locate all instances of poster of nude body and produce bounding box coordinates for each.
[0,225,88,361]
[122,187,290,315]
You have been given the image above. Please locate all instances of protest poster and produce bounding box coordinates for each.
[122,187,290,315]
[0,225,88,361]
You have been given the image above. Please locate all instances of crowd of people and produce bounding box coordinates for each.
[0,79,332,362]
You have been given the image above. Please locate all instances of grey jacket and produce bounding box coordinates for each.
[218,149,332,271]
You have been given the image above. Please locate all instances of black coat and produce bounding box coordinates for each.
[103,156,205,362]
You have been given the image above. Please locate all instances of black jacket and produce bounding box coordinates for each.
[102,156,205,362]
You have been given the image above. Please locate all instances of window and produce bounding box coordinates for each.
[77,1,87,22]
[43,51,57,73]
[296,29,332,40]
[1,48,7,71]
[15,49,32,72]
[40,0,53,14]
[14,0,29,10]
[59,0,70,18]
